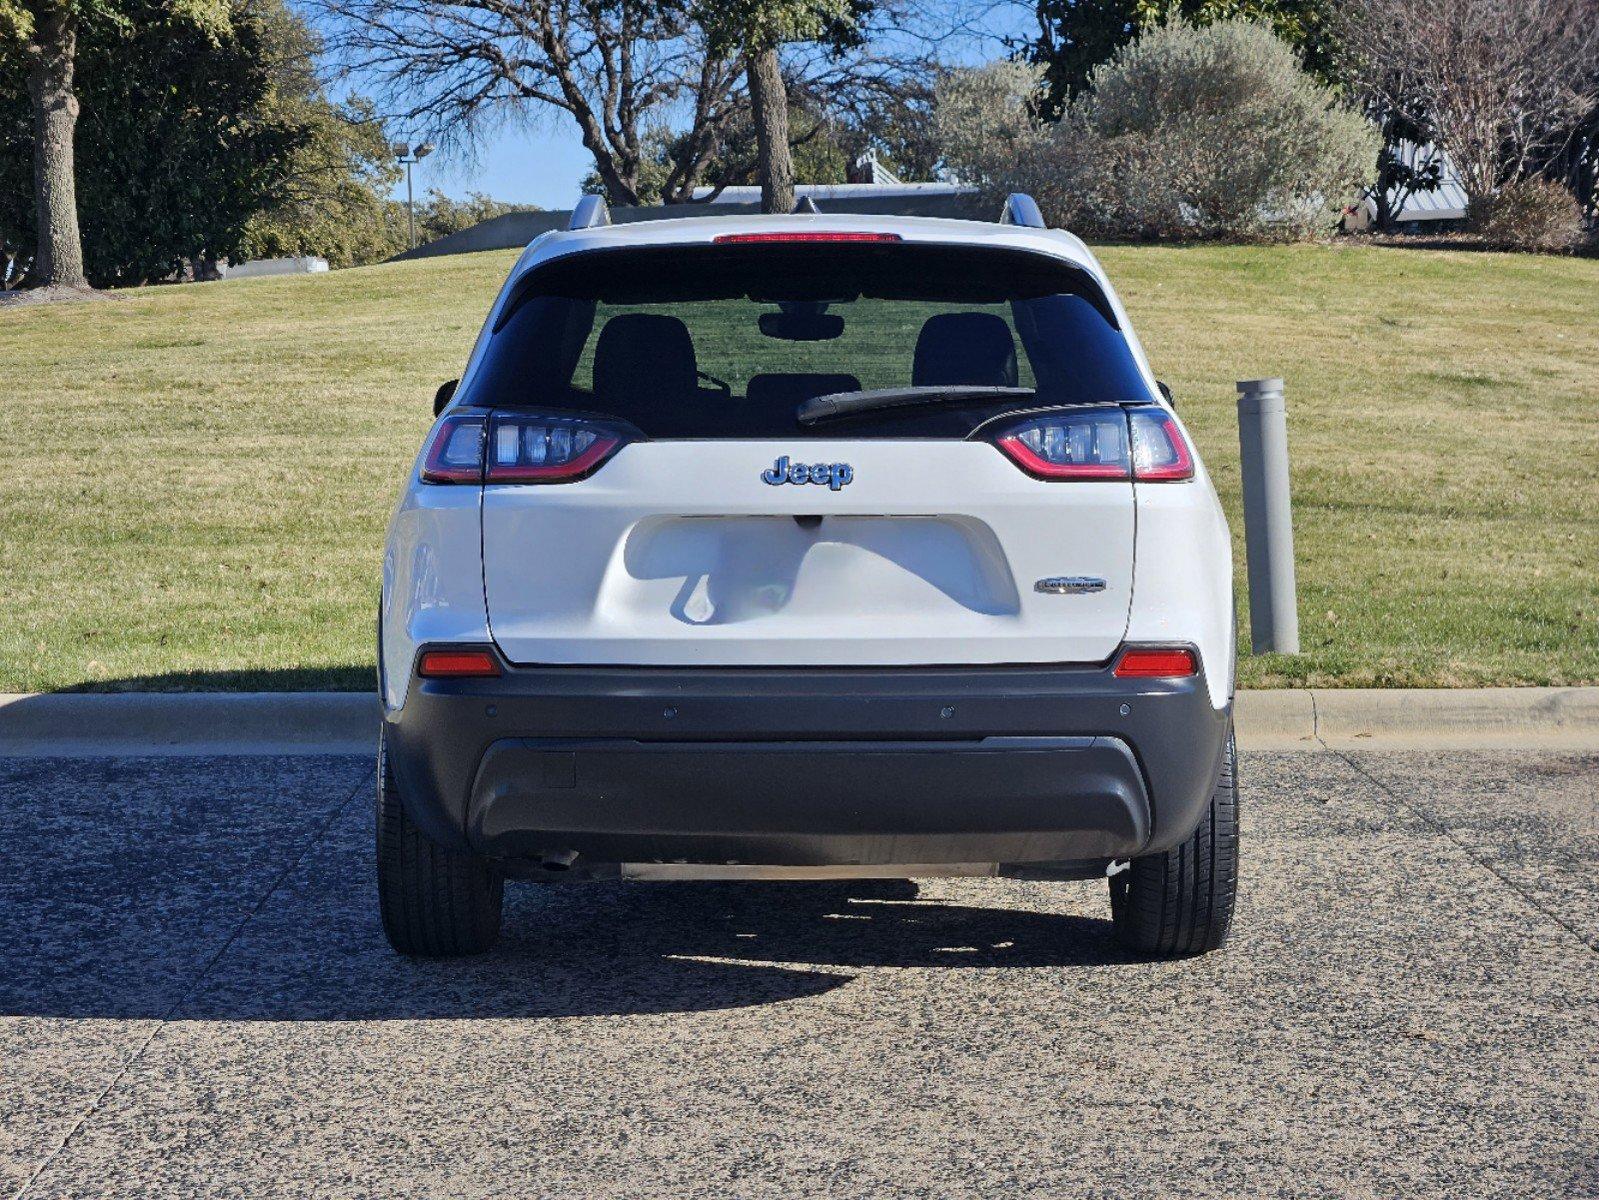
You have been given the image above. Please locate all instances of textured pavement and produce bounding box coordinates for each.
[1,750,1595,1199]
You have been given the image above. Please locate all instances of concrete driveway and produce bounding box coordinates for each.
[2,749,1595,1199]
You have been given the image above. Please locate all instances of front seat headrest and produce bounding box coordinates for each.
[593,314,698,404]
[912,312,1019,388]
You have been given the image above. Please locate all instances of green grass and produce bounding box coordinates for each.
[0,243,1595,692]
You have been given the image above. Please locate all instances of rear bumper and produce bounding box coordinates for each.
[383,655,1231,870]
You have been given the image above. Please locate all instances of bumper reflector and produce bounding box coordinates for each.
[418,649,501,678]
[1113,647,1198,678]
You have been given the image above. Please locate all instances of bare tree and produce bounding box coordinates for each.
[319,0,933,209]
[316,0,747,206]
[1338,0,1599,201]
[656,53,750,203]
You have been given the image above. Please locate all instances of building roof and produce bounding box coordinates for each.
[1387,142,1469,222]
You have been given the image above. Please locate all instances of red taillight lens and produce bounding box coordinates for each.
[711,232,902,244]
[1129,408,1195,481]
[1113,646,1199,678]
[417,648,501,678]
[992,409,1131,479]
[990,406,1195,483]
[420,413,486,483]
[420,411,627,485]
[485,413,624,483]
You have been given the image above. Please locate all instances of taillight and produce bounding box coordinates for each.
[1128,407,1195,481]
[989,405,1195,482]
[417,648,501,678]
[420,412,487,483]
[419,411,627,485]
[992,409,1131,479]
[1113,646,1199,678]
[485,413,623,483]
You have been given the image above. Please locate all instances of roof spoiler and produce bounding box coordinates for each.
[568,194,612,231]
[999,193,1045,229]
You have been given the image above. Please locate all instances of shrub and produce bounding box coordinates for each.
[938,20,1379,241]
[1466,179,1587,253]
[933,61,1049,193]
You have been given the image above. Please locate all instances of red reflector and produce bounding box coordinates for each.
[1113,647,1198,678]
[711,232,902,244]
[417,650,500,678]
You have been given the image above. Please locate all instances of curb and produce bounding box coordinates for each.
[2,687,1597,756]
[1236,686,1599,750]
[0,692,378,757]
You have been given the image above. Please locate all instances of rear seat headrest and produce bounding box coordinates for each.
[593,314,698,402]
[912,313,1018,388]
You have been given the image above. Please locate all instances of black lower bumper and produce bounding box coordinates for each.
[383,656,1231,869]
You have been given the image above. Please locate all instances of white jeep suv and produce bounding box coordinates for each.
[377,195,1238,959]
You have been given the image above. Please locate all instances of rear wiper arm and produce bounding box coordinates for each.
[797,385,1037,426]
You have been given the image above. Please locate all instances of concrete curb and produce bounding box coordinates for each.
[0,692,379,757]
[1237,686,1599,750]
[2,687,1596,756]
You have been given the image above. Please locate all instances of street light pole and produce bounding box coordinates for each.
[392,141,435,251]
[405,157,415,249]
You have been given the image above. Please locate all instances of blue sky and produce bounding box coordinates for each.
[389,6,1029,209]
[401,125,598,210]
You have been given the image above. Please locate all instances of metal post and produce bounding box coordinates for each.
[405,159,416,251]
[1235,378,1300,655]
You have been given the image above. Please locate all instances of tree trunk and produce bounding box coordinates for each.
[25,8,88,290]
[1372,151,1397,230]
[746,45,793,215]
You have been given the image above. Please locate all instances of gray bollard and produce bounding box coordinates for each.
[1235,379,1300,655]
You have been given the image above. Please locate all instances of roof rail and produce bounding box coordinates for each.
[999,193,1045,229]
[568,194,612,231]
[792,195,821,214]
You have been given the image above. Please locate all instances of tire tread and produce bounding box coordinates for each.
[376,732,503,956]
[1111,726,1239,957]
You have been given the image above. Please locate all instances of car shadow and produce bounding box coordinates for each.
[54,666,374,691]
[2,870,1129,1023]
[1,689,1136,1025]
[204,878,1133,1021]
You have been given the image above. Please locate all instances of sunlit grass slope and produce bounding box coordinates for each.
[0,241,1593,690]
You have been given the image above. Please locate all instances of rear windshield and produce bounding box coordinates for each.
[460,242,1155,438]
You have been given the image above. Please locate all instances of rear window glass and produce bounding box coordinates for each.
[460,242,1155,439]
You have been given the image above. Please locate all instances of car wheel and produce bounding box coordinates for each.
[376,728,503,957]
[1109,724,1239,957]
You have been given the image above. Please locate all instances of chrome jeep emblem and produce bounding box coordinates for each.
[761,455,854,491]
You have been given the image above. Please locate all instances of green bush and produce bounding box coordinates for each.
[1466,179,1587,254]
[938,20,1378,241]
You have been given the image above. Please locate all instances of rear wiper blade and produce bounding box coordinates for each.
[797,385,1037,426]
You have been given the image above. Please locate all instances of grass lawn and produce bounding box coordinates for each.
[1,242,1594,692]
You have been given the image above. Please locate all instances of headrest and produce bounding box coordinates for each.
[593,314,698,403]
[912,313,1018,388]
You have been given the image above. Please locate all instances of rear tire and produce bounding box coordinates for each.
[1109,725,1238,957]
[376,729,503,957]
